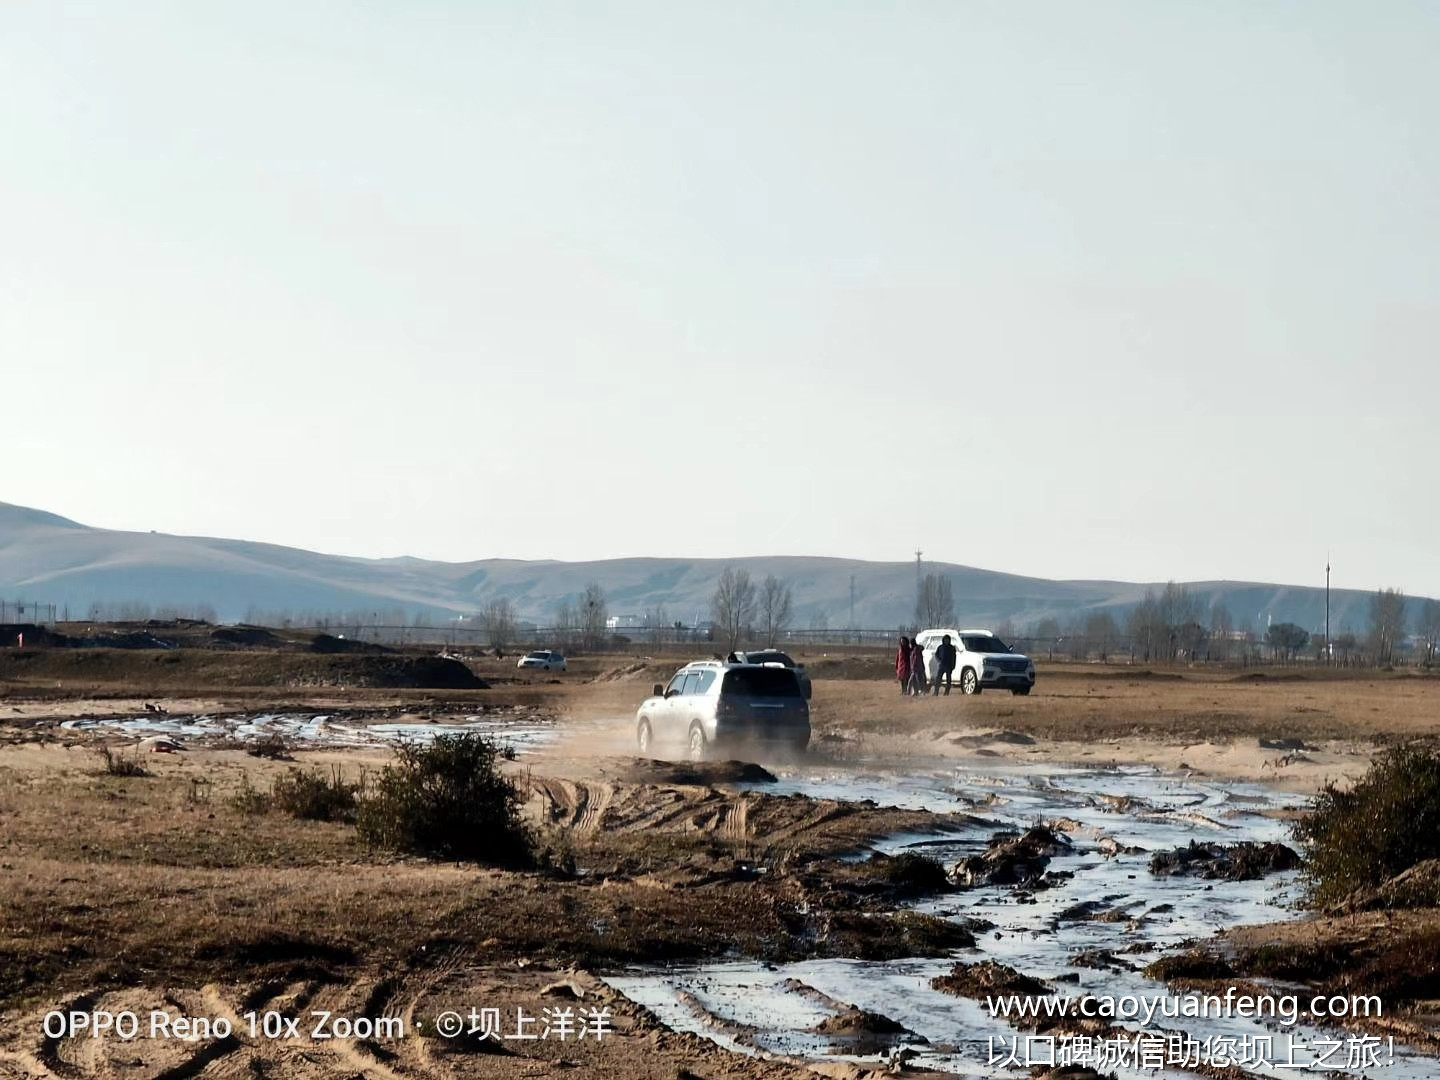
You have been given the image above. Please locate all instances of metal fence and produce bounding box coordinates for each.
[259,623,1422,666]
[0,600,58,625]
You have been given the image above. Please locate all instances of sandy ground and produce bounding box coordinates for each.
[2,656,1439,1078]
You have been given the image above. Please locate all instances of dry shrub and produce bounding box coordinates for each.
[231,775,271,815]
[355,733,532,867]
[1294,744,1440,908]
[96,746,150,778]
[866,851,951,895]
[272,766,360,822]
[246,733,292,760]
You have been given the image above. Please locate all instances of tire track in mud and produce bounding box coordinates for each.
[28,986,245,1080]
[531,778,616,835]
[35,989,103,1078]
[531,772,964,866]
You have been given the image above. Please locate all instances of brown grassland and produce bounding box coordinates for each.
[2,643,1440,1078]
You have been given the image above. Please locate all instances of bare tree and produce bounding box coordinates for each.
[1127,591,1162,661]
[553,600,577,650]
[1418,598,1440,666]
[1369,587,1407,665]
[580,582,608,652]
[914,573,955,627]
[1033,617,1061,660]
[478,597,517,655]
[1084,611,1119,662]
[1127,582,1199,661]
[807,607,830,632]
[758,574,793,646]
[712,567,756,652]
[645,604,671,647]
[1208,604,1233,663]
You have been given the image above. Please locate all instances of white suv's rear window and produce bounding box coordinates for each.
[722,668,802,697]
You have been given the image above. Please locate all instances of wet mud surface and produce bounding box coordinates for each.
[607,761,1438,1077]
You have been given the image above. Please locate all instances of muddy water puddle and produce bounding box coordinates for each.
[59,710,560,754]
[609,762,1434,1077]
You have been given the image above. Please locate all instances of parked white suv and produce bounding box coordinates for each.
[914,628,1035,695]
[517,649,566,672]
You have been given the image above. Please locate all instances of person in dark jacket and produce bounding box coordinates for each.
[896,636,911,695]
[932,634,958,695]
[908,637,927,695]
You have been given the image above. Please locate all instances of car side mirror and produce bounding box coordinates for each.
[652,683,664,697]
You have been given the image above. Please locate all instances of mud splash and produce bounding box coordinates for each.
[608,762,1436,1077]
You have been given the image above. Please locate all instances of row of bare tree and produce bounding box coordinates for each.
[1018,584,1440,667]
[710,568,794,651]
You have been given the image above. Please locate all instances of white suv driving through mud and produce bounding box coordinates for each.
[914,628,1035,695]
[636,659,810,761]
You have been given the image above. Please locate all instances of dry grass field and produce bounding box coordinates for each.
[3,644,1440,1078]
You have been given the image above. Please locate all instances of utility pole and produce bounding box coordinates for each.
[914,549,923,625]
[1325,558,1331,667]
[848,575,855,633]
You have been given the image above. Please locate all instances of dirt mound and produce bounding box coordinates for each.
[1337,859,1440,912]
[344,656,487,690]
[0,624,70,648]
[209,626,285,649]
[73,630,177,649]
[950,825,1072,888]
[309,633,390,654]
[932,960,1050,1000]
[859,851,952,898]
[1260,736,1314,751]
[812,1007,913,1037]
[1143,953,1237,981]
[949,729,1036,748]
[1149,840,1301,881]
[591,661,672,684]
[615,759,777,785]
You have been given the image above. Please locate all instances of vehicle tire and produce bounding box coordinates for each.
[1012,686,1031,696]
[960,668,981,695]
[687,723,708,763]
[637,719,653,755]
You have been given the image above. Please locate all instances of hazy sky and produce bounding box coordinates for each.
[3,2,1436,596]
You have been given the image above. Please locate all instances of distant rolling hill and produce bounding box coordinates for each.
[0,501,1423,635]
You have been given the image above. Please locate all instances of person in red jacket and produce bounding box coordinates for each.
[908,637,928,696]
[896,636,911,694]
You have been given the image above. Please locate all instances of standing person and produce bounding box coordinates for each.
[895,636,911,695]
[932,633,958,695]
[908,637,927,695]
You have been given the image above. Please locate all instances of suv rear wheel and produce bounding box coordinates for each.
[687,723,708,763]
[960,668,981,695]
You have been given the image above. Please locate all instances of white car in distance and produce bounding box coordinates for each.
[914,628,1035,695]
[517,649,566,672]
